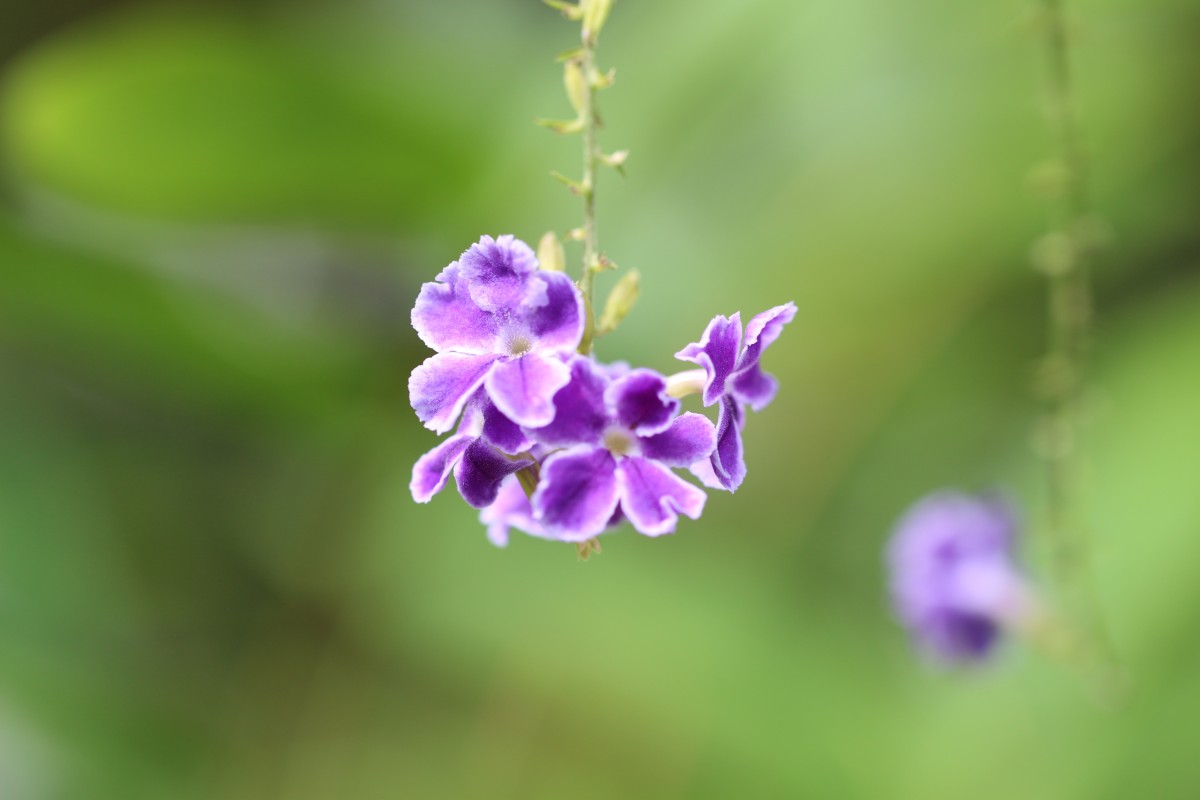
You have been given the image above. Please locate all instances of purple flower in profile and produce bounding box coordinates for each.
[410,393,535,509]
[409,235,585,433]
[527,358,717,540]
[675,302,796,492]
[887,491,1034,663]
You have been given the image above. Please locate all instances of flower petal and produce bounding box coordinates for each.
[410,433,474,503]
[459,235,542,312]
[481,400,533,455]
[480,476,551,547]
[616,456,707,537]
[606,368,679,436]
[728,362,779,412]
[688,458,725,490]
[710,396,746,492]
[484,352,573,428]
[410,263,501,354]
[527,357,608,447]
[675,313,742,407]
[524,271,585,353]
[455,440,533,509]
[741,302,797,362]
[639,412,717,467]
[531,447,620,540]
[409,352,500,434]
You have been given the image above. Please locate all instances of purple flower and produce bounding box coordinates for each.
[410,394,535,509]
[482,472,629,548]
[527,358,717,540]
[675,302,796,492]
[887,491,1034,663]
[409,235,585,432]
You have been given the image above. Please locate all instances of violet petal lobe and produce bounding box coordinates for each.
[606,368,680,436]
[411,263,501,354]
[639,412,717,467]
[409,352,500,434]
[410,433,474,503]
[710,396,747,492]
[740,302,797,368]
[480,476,551,547]
[484,352,572,428]
[524,271,586,353]
[616,456,707,537]
[528,357,608,447]
[728,362,779,412]
[531,447,620,541]
[459,235,543,312]
[675,313,742,407]
[481,399,533,455]
[454,440,533,509]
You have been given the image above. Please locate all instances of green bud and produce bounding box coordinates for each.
[564,60,588,116]
[566,227,586,241]
[544,0,584,21]
[535,117,585,135]
[1031,231,1076,276]
[599,149,628,176]
[583,0,614,41]
[598,269,639,334]
[537,232,566,272]
[591,67,616,90]
[550,170,588,195]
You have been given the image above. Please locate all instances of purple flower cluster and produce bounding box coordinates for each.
[887,491,1034,663]
[409,235,794,546]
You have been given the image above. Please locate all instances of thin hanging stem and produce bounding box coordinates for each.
[1034,0,1122,697]
[577,27,601,353]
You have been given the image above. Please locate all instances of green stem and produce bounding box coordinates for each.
[1035,0,1122,698]
[577,25,600,354]
[1038,0,1091,592]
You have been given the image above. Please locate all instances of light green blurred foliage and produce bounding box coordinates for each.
[0,0,1198,798]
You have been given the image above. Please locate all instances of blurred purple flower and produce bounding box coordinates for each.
[528,358,716,540]
[676,302,796,492]
[409,235,585,432]
[887,491,1034,663]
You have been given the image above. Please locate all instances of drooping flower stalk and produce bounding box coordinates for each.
[578,18,600,351]
[1030,0,1122,694]
[1033,0,1092,594]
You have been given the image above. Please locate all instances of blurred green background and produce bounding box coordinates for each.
[1,0,1198,797]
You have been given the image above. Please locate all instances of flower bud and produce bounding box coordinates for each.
[598,269,639,333]
[537,232,566,273]
[564,60,587,116]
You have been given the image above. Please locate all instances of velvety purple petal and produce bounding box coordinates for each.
[688,458,724,490]
[616,456,707,537]
[728,362,779,412]
[606,368,679,436]
[527,357,608,447]
[480,477,551,547]
[409,352,500,434]
[741,302,797,362]
[410,263,500,354]
[454,440,533,509]
[639,412,717,467]
[459,235,542,312]
[524,271,585,353]
[709,396,746,492]
[481,400,532,455]
[531,447,620,540]
[734,302,796,378]
[410,434,473,503]
[675,313,742,407]
[484,352,572,428]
